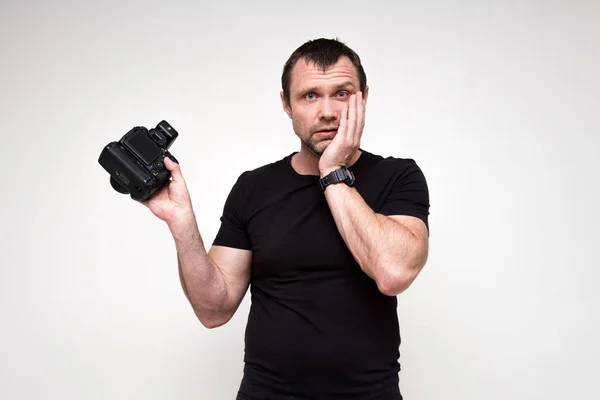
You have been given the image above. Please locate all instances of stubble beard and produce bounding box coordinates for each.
[304,135,328,156]
[293,122,329,157]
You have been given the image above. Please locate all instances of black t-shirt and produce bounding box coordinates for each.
[213,149,430,399]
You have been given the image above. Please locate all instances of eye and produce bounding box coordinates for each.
[337,91,350,98]
[304,92,316,100]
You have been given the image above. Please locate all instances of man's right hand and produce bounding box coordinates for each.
[142,157,194,227]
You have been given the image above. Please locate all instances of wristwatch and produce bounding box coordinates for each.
[319,166,356,191]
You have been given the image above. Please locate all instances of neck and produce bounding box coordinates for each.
[291,143,362,176]
[291,145,320,176]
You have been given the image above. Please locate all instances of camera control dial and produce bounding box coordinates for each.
[152,160,164,170]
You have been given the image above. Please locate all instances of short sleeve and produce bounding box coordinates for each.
[212,172,252,250]
[379,160,430,232]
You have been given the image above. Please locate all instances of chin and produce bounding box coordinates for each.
[301,139,325,155]
[311,143,329,156]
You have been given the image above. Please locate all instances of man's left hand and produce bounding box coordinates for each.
[318,91,366,177]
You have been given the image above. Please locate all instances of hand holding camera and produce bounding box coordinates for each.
[98,120,195,226]
[141,156,195,227]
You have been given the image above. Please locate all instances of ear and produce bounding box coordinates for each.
[363,85,369,105]
[280,91,292,119]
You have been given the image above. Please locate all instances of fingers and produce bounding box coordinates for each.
[356,91,365,140]
[345,92,362,146]
[347,92,357,140]
[339,104,348,138]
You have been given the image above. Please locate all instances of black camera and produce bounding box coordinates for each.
[98,120,179,202]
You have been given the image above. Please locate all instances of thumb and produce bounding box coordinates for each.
[164,156,185,183]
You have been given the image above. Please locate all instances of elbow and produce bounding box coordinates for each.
[195,308,234,329]
[201,319,225,329]
[377,277,409,297]
[376,248,429,296]
[376,264,422,297]
[199,314,232,329]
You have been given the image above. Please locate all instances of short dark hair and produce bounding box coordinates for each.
[281,38,367,105]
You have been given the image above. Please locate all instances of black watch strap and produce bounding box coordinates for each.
[319,166,356,190]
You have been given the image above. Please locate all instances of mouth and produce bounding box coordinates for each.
[314,128,338,137]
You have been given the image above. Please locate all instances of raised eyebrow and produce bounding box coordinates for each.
[334,81,356,91]
[299,87,318,95]
[298,81,356,95]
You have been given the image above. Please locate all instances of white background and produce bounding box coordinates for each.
[1,0,599,399]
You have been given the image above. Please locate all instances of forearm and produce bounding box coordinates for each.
[324,184,426,295]
[168,213,232,326]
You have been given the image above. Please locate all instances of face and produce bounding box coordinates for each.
[281,56,368,156]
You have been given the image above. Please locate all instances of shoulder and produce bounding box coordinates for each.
[358,149,425,179]
[232,152,295,187]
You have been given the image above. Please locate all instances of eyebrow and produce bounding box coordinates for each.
[298,80,356,94]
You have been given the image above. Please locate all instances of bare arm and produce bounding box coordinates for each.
[142,157,251,328]
[323,183,428,296]
[170,215,251,328]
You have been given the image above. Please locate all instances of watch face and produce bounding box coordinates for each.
[319,167,355,190]
[345,170,356,186]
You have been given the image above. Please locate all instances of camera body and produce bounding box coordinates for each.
[98,120,179,202]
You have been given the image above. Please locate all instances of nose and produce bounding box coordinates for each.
[318,98,337,121]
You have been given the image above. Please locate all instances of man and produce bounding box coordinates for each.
[144,38,430,400]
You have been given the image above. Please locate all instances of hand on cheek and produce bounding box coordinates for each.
[319,91,365,177]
